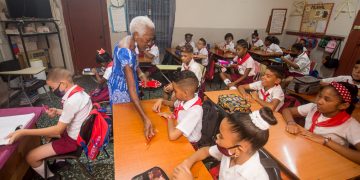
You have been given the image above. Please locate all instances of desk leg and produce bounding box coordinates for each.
[20,76,33,107]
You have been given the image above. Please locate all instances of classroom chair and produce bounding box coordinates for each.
[259,148,282,180]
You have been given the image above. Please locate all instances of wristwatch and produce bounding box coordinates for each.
[323,137,331,146]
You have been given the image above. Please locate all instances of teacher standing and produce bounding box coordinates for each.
[108,16,155,140]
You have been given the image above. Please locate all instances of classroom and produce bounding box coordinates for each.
[0,0,359,179]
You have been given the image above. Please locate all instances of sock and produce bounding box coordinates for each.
[33,161,54,178]
[229,86,237,90]
[223,79,231,85]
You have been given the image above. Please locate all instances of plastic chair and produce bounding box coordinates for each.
[259,148,282,180]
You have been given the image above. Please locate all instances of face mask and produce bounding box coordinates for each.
[53,82,65,98]
[290,53,298,58]
[252,38,257,42]
[216,144,240,157]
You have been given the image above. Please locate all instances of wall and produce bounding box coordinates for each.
[172,0,293,47]
[282,0,360,78]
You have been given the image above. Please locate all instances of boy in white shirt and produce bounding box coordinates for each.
[177,33,197,53]
[143,38,160,76]
[264,36,283,55]
[251,30,264,48]
[216,33,235,52]
[194,38,209,66]
[238,65,285,112]
[7,68,92,179]
[158,70,203,144]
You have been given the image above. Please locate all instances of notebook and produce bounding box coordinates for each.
[0,113,35,145]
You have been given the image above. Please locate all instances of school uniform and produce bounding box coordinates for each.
[253,39,264,48]
[148,44,160,65]
[321,76,360,88]
[181,59,203,84]
[53,85,92,155]
[179,41,198,53]
[285,52,310,76]
[265,43,283,54]
[174,95,203,143]
[198,47,209,66]
[231,53,256,85]
[209,145,269,180]
[298,103,360,146]
[220,41,235,52]
[249,81,284,111]
[102,61,113,80]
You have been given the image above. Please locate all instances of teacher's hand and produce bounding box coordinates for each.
[144,118,155,141]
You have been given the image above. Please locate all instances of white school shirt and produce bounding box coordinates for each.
[249,81,284,111]
[181,59,203,84]
[147,44,160,65]
[102,64,113,80]
[60,85,93,140]
[233,54,257,77]
[265,43,283,54]
[220,41,235,52]
[253,39,264,48]
[174,95,203,142]
[179,41,198,53]
[198,47,209,66]
[209,146,269,180]
[285,52,310,75]
[321,76,360,88]
[298,103,360,146]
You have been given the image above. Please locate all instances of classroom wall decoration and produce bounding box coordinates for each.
[266,8,287,35]
[290,0,307,16]
[300,3,334,34]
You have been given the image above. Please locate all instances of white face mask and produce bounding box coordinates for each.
[252,38,257,42]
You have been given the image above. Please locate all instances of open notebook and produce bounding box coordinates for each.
[0,113,35,145]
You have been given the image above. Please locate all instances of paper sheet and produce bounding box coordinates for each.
[110,6,127,32]
[0,113,35,145]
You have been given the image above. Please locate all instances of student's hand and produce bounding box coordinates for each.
[91,68,98,74]
[158,112,173,120]
[227,82,236,88]
[173,163,193,180]
[299,129,325,144]
[46,108,58,118]
[285,122,300,134]
[250,91,259,101]
[164,83,173,93]
[6,129,24,144]
[144,118,155,141]
[152,99,163,113]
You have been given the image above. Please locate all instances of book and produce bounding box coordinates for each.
[0,113,35,145]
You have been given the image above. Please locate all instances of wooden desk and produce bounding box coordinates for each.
[209,48,235,60]
[0,107,42,180]
[138,55,153,64]
[165,48,181,64]
[156,65,182,71]
[113,100,212,179]
[204,90,360,179]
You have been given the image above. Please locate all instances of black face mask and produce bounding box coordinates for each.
[53,83,65,98]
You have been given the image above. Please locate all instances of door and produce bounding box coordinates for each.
[62,0,111,74]
[335,10,360,76]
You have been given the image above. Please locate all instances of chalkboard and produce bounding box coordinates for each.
[267,9,287,35]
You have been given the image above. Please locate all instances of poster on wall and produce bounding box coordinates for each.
[267,9,287,35]
[109,6,127,32]
[300,3,334,34]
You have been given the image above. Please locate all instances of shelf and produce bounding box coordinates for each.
[6,32,58,37]
[286,31,345,41]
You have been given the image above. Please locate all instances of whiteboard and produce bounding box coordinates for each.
[0,113,35,145]
[109,6,127,32]
[267,9,287,35]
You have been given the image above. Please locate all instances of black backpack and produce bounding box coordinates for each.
[197,100,226,148]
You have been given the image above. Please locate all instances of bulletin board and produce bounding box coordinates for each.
[266,9,287,35]
[300,3,334,34]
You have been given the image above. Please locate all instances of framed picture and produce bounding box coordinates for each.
[267,8,287,35]
[300,3,334,34]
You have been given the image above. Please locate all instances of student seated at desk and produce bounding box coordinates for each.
[143,37,160,76]
[91,48,113,102]
[238,65,285,112]
[298,38,309,55]
[264,36,283,55]
[194,38,209,66]
[216,33,235,52]
[321,60,360,95]
[281,43,310,86]
[6,68,92,179]
[220,39,256,90]
[283,82,360,164]
[157,71,203,145]
[173,107,277,180]
[177,33,197,53]
[251,30,264,48]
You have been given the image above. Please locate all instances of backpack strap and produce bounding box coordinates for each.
[68,85,84,99]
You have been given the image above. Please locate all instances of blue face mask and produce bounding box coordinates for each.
[53,82,65,98]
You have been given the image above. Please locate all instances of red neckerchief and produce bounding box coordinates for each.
[173,97,202,120]
[309,111,351,132]
[61,85,84,105]
[106,61,114,68]
[260,89,270,101]
[237,53,251,65]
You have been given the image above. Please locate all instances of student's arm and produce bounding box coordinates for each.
[299,130,360,165]
[282,107,303,134]
[158,113,183,140]
[228,68,251,87]
[7,121,68,144]
[181,147,211,168]
[250,92,281,111]
[125,65,154,140]
[152,98,175,112]
[281,56,300,69]
[143,50,155,59]
[237,84,252,100]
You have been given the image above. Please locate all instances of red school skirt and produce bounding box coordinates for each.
[51,131,78,155]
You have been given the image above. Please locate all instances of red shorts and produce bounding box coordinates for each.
[230,74,254,86]
[51,131,78,155]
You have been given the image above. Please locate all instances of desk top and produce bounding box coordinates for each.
[209,48,235,59]
[0,107,43,169]
[138,55,152,64]
[113,100,212,180]
[205,90,360,179]
[0,67,46,75]
[249,49,282,58]
[156,65,182,71]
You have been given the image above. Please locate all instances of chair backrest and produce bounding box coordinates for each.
[258,148,281,180]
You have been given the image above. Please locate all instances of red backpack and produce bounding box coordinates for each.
[77,107,110,160]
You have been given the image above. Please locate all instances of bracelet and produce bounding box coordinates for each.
[323,137,331,146]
